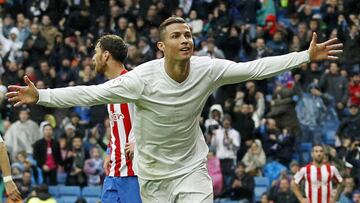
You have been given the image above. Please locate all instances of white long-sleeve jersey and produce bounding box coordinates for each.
[38,51,310,180]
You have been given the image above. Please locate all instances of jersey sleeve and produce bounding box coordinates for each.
[331,166,343,184]
[212,50,310,87]
[37,71,144,108]
[294,167,307,184]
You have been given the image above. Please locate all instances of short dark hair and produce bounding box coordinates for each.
[159,16,187,41]
[97,35,128,63]
[312,144,324,152]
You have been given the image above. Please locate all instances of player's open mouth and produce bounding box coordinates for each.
[179,47,191,51]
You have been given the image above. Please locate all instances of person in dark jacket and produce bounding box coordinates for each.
[33,123,63,185]
[269,178,299,203]
[222,162,254,202]
[319,62,348,117]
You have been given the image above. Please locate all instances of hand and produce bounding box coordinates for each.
[300,198,309,203]
[125,143,135,160]
[6,76,39,107]
[308,32,343,61]
[103,155,110,176]
[5,180,22,201]
[336,102,344,109]
[42,165,50,172]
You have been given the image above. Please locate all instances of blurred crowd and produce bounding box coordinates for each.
[0,0,359,202]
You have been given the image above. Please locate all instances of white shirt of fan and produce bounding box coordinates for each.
[37,51,310,180]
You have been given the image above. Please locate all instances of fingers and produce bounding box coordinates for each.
[328,50,343,55]
[323,37,339,46]
[311,32,317,44]
[7,95,19,103]
[5,91,19,99]
[327,56,339,60]
[14,101,24,107]
[23,75,35,87]
[326,43,343,50]
[10,190,22,201]
[7,85,22,92]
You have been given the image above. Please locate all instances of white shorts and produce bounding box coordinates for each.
[138,161,213,203]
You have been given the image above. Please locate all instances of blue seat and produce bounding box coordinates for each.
[300,142,312,152]
[58,185,81,197]
[254,187,267,202]
[48,186,58,197]
[85,197,102,203]
[301,151,311,165]
[57,173,67,185]
[82,186,102,197]
[324,131,336,145]
[254,177,270,187]
[59,196,78,203]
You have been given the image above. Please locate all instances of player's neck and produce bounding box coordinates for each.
[164,57,190,83]
[106,61,124,80]
[313,161,323,168]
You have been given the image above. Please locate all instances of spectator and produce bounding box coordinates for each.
[266,31,288,56]
[349,73,360,106]
[33,123,63,185]
[205,104,223,135]
[337,104,360,140]
[64,136,88,187]
[197,37,226,59]
[39,15,61,53]
[138,36,154,63]
[267,86,300,135]
[207,149,223,197]
[241,139,266,176]
[319,62,348,116]
[83,146,104,186]
[4,108,40,160]
[16,170,32,199]
[268,178,298,203]
[25,184,56,203]
[22,23,47,66]
[222,162,254,202]
[211,114,240,188]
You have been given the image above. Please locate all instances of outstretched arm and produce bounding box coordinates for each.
[7,73,143,108]
[215,32,342,86]
[291,179,307,203]
[0,140,22,201]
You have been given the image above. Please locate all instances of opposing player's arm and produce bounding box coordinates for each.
[291,167,307,203]
[0,138,22,201]
[331,166,344,202]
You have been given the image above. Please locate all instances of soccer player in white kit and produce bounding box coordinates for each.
[7,16,343,202]
[0,136,21,201]
[291,144,344,203]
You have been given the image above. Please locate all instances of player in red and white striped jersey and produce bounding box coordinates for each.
[92,35,141,203]
[292,144,344,203]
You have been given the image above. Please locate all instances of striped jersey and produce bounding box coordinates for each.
[107,69,136,177]
[294,163,343,203]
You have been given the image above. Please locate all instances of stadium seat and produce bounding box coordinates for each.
[48,186,58,197]
[59,196,78,203]
[300,142,312,152]
[254,177,270,187]
[81,186,102,197]
[254,187,267,202]
[57,173,67,185]
[58,185,81,197]
[324,130,336,145]
[85,197,102,203]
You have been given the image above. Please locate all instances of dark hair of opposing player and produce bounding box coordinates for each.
[97,34,128,63]
[312,143,324,152]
